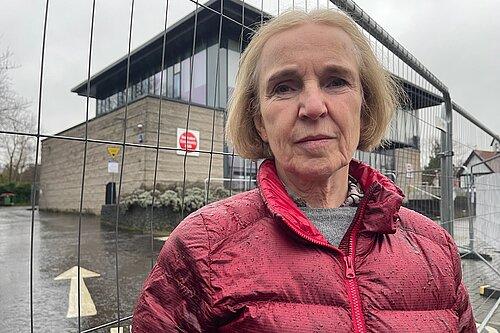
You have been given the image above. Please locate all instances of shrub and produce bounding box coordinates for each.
[158,190,182,212]
[120,186,230,213]
[183,187,206,213]
[0,182,32,204]
[209,186,230,202]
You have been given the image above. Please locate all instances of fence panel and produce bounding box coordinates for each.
[1,0,499,331]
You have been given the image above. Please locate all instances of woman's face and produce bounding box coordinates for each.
[255,23,363,183]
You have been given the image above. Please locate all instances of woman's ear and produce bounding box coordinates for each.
[253,114,268,143]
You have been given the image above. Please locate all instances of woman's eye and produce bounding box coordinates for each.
[327,78,348,88]
[273,84,292,95]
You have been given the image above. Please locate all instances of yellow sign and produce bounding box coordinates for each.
[107,147,120,159]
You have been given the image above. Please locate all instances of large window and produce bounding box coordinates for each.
[95,42,242,114]
[153,71,162,96]
[181,58,190,101]
[207,44,220,108]
[390,108,420,148]
[141,78,149,96]
[218,48,227,108]
[166,66,173,98]
[355,150,396,177]
[96,99,103,115]
[225,150,258,191]
[173,63,181,99]
[117,91,125,106]
[192,50,206,105]
[109,93,118,110]
[227,40,240,100]
[148,75,155,95]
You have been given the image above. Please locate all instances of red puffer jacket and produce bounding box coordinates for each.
[133,159,476,332]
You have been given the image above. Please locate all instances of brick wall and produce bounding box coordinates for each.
[39,96,225,214]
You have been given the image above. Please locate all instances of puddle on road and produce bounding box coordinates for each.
[0,207,164,332]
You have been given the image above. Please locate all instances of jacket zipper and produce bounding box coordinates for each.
[280,214,367,333]
[343,247,365,333]
[342,189,372,333]
[273,185,375,333]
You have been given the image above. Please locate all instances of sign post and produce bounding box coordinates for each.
[107,147,120,205]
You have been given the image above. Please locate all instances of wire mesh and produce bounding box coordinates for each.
[0,0,499,331]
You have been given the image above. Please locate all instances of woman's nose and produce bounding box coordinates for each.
[298,85,327,120]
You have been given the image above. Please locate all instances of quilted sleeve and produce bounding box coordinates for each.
[132,213,215,333]
[446,233,476,333]
[456,280,476,333]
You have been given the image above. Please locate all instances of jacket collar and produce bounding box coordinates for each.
[348,159,404,234]
[257,159,404,243]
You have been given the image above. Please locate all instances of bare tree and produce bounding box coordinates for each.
[0,49,34,183]
[1,112,35,182]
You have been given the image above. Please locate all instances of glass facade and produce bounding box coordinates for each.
[389,108,420,148]
[95,45,235,116]
[225,149,259,191]
[192,50,207,105]
[356,149,396,178]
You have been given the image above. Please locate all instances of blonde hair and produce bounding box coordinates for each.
[226,9,400,159]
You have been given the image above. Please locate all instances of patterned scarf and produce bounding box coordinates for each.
[286,175,364,208]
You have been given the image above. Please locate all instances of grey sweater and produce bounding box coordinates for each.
[300,206,357,247]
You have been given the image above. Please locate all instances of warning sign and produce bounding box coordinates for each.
[177,128,199,157]
[107,147,120,159]
[406,163,413,178]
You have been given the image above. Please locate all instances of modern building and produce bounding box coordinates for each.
[39,0,441,214]
[39,0,265,214]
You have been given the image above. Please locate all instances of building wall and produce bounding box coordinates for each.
[393,148,423,202]
[475,173,500,248]
[39,96,224,214]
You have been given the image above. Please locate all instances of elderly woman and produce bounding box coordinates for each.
[133,9,475,333]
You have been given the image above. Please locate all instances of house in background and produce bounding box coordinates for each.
[491,137,500,152]
[458,149,500,182]
[455,149,500,248]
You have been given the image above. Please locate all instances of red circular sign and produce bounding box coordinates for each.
[179,131,198,151]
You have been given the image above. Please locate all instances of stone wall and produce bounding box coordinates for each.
[39,96,225,214]
[100,204,183,233]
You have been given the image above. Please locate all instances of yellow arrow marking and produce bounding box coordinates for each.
[110,326,131,333]
[55,266,100,318]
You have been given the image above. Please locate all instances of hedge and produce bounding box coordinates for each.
[0,182,32,204]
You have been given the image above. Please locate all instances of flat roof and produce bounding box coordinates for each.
[72,0,443,110]
[398,77,444,109]
[72,0,267,99]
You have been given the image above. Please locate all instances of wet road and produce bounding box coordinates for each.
[0,206,164,333]
[3,206,500,332]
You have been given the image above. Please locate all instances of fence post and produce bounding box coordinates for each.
[440,94,454,237]
[468,171,475,252]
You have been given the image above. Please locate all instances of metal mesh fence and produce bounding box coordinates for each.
[1,0,499,331]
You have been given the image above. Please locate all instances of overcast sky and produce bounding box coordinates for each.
[1,0,499,140]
